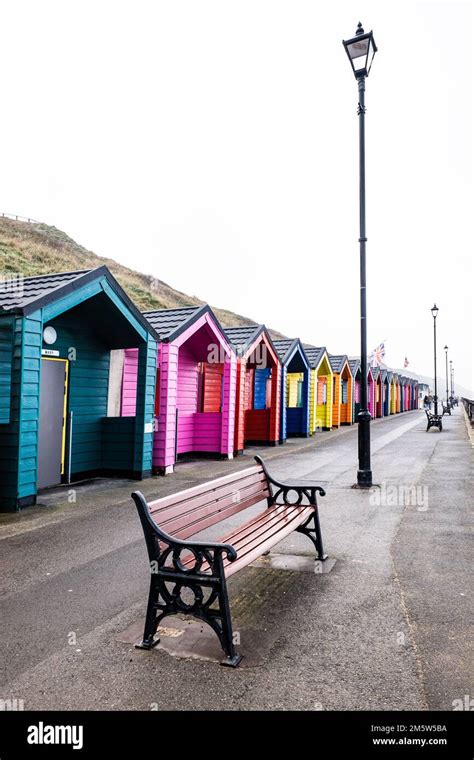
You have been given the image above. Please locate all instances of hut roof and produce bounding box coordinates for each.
[303,345,328,369]
[224,324,266,350]
[142,305,208,340]
[0,266,158,339]
[349,358,361,376]
[329,354,350,373]
[272,338,307,365]
[0,269,91,313]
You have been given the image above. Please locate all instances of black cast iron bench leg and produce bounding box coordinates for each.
[136,576,160,650]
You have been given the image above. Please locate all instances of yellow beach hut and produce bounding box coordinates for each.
[304,345,333,431]
[389,372,397,414]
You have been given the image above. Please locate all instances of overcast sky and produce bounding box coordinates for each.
[0,0,472,393]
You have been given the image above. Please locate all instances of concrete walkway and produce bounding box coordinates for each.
[0,410,472,710]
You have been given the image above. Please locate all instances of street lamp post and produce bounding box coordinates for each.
[444,345,449,408]
[343,22,377,488]
[431,304,439,415]
[450,361,454,398]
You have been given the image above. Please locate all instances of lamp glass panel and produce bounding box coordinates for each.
[367,41,376,72]
[346,37,369,67]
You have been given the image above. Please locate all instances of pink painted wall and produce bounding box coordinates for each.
[354,379,360,403]
[368,374,375,417]
[121,312,236,471]
[154,342,178,468]
[121,348,139,416]
[174,344,222,454]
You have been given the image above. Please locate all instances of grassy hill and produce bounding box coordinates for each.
[0,216,282,334]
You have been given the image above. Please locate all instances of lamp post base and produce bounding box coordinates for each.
[357,410,372,487]
[356,469,373,487]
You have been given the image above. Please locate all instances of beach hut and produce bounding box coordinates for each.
[389,372,397,414]
[411,379,419,410]
[367,365,375,418]
[350,360,375,420]
[383,371,392,415]
[401,377,409,412]
[0,266,158,511]
[395,374,402,413]
[372,367,383,418]
[399,376,405,412]
[406,378,412,410]
[329,355,353,427]
[272,339,310,443]
[224,325,280,452]
[122,306,237,474]
[349,359,361,420]
[304,345,333,431]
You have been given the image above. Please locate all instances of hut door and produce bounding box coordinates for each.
[37,358,68,489]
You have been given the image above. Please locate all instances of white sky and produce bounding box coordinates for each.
[0,0,472,393]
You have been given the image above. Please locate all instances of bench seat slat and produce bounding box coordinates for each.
[224,506,313,577]
[148,465,265,513]
[159,479,270,539]
[179,504,313,577]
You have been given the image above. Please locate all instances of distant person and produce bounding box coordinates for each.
[427,394,433,410]
[423,395,430,410]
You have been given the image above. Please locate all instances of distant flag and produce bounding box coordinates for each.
[404,357,409,368]
[370,342,386,367]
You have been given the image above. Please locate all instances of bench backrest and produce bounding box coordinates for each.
[147,464,270,541]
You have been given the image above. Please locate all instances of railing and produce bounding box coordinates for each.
[461,397,474,423]
[1,212,40,224]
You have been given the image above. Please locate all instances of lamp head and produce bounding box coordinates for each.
[343,22,377,79]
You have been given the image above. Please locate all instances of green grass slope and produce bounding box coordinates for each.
[0,216,281,333]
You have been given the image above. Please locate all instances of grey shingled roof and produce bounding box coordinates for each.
[224,325,264,350]
[142,305,205,340]
[303,345,327,369]
[273,338,309,366]
[350,359,376,377]
[0,269,90,312]
[272,338,300,364]
[349,358,361,376]
[329,354,349,374]
[0,266,159,340]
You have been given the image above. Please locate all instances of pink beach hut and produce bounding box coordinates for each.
[121,305,236,474]
[367,364,375,417]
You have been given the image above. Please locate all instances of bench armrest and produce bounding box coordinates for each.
[132,491,237,564]
[254,455,326,503]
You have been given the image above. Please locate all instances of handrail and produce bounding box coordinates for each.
[461,397,474,422]
[0,212,40,224]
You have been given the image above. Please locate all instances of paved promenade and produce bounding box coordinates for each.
[0,409,472,710]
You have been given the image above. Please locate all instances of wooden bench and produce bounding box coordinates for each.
[442,403,451,416]
[425,409,443,431]
[132,455,327,667]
